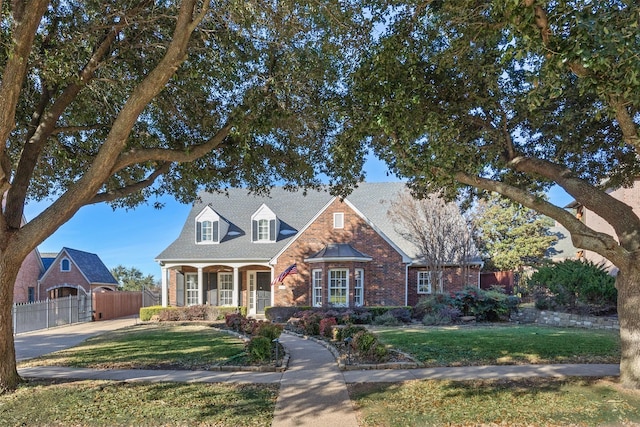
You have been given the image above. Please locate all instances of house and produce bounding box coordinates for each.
[566,178,640,273]
[13,247,118,303]
[156,182,482,316]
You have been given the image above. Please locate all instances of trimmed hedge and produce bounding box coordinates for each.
[140,305,247,322]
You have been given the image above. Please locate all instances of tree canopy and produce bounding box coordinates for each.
[0,0,371,393]
[472,195,557,271]
[110,265,157,291]
[345,0,640,388]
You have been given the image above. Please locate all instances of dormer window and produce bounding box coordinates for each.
[251,204,279,242]
[196,206,228,244]
[61,258,71,272]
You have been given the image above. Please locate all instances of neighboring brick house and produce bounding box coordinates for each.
[13,247,118,303]
[156,183,482,316]
[566,177,640,273]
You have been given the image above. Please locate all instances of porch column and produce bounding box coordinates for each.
[233,266,239,307]
[161,267,168,307]
[197,267,204,305]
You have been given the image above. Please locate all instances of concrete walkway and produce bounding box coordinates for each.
[15,319,620,427]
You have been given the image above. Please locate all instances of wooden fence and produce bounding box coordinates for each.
[480,271,515,294]
[92,291,142,321]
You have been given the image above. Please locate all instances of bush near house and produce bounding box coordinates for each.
[224,313,284,363]
[140,305,247,322]
[526,259,617,315]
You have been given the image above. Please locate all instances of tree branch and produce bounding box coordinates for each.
[454,171,629,267]
[89,162,172,205]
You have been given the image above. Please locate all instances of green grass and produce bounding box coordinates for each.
[0,379,277,426]
[19,323,247,370]
[374,325,620,366]
[349,377,640,427]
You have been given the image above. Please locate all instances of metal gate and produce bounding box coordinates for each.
[12,295,92,334]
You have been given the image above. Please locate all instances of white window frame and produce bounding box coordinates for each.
[333,212,344,229]
[328,269,349,307]
[186,273,199,306]
[201,220,212,241]
[354,268,364,307]
[218,272,233,306]
[418,270,442,294]
[60,258,71,272]
[257,218,270,241]
[312,269,323,307]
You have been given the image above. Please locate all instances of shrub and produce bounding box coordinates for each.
[247,336,272,362]
[225,313,244,331]
[340,308,373,324]
[372,311,402,326]
[265,306,311,322]
[255,322,283,341]
[335,325,367,342]
[413,294,457,320]
[319,317,338,338]
[350,330,389,362]
[422,306,461,325]
[140,305,164,321]
[452,286,518,321]
[527,259,617,314]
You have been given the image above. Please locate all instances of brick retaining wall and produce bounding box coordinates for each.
[510,307,619,330]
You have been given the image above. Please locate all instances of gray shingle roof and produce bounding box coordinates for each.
[155,182,430,263]
[63,247,118,285]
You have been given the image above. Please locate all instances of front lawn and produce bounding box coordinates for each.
[349,377,640,427]
[373,325,620,366]
[0,379,277,427]
[18,323,247,370]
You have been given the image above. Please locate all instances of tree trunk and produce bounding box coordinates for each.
[617,262,640,389]
[0,255,22,393]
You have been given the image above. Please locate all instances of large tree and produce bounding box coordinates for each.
[0,0,369,392]
[472,195,557,272]
[347,1,640,387]
[110,265,156,292]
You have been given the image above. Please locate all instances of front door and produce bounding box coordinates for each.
[256,272,271,315]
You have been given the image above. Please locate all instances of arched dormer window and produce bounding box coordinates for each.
[251,204,279,242]
[61,258,71,272]
[195,205,229,244]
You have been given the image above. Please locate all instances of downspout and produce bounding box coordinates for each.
[405,262,410,306]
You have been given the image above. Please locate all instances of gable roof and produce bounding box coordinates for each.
[155,182,471,264]
[41,247,118,285]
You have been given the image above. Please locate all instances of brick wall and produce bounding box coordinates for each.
[273,198,407,307]
[39,255,90,298]
[13,249,42,303]
[407,266,481,306]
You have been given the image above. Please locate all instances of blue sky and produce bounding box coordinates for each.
[23,154,573,280]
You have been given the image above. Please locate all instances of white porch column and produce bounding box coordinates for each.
[233,266,239,307]
[161,267,168,307]
[197,267,204,305]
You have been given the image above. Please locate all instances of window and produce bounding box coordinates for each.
[328,269,348,307]
[219,272,233,306]
[333,212,344,229]
[312,269,323,307]
[186,274,199,306]
[60,258,70,272]
[251,204,278,242]
[257,219,269,241]
[28,287,35,303]
[417,271,442,294]
[201,220,212,241]
[354,269,364,307]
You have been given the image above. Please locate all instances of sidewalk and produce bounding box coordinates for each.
[16,321,620,427]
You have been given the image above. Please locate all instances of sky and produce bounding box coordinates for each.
[23,154,573,280]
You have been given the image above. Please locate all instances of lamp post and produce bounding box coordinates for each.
[273,338,280,367]
[344,336,353,365]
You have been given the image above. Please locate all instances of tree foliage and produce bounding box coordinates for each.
[0,0,372,393]
[345,0,640,387]
[110,265,156,291]
[472,195,557,271]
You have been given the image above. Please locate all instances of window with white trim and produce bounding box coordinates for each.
[417,271,442,294]
[186,273,199,306]
[201,220,212,241]
[257,219,269,241]
[219,272,233,306]
[312,269,323,307]
[251,204,279,242]
[195,206,225,244]
[354,269,364,307]
[328,269,348,307]
[333,212,344,229]
[60,258,71,272]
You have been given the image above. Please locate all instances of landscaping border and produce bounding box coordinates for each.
[510,307,619,330]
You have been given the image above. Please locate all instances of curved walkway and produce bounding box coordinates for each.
[15,319,620,427]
